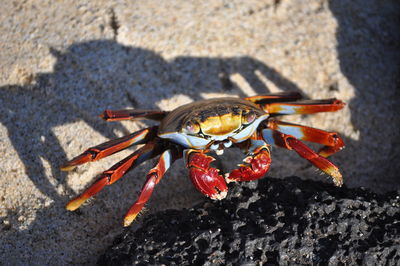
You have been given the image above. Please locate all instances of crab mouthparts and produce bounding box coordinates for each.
[210,140,232,155]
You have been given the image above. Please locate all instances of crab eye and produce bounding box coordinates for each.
[184,121,200,134]
[242,111,256,125]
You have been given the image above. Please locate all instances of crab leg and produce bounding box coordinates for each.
[244,91,302,104]
[226,137,271,183]
[66,142,160,212]
[123,148,181,226]
[267,119,345,157]
[100,109,168,121]
[185,150,228,200]
[260,98,345,115]
[61,127,157,171]
[262,129,343,186]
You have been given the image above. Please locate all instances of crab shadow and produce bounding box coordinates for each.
[0,39,309,263]
[0,39,306,205]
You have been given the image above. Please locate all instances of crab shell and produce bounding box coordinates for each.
[158,98,269,151]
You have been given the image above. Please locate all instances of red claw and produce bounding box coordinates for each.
[187,151,228,200]
[226,147,271,183]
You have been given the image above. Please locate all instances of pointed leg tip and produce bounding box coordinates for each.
[336,99,346,107]
[123,203,143,227]
[326,167,343,187]
[123,213,138,227]
[123,220,131,227]
[61,153,94,170]
[60,164,76,171]
[335,180,343,187]
[66,198,86,211]
[99,113,107,120]
[333,173,343,187]
[318,151,330,158]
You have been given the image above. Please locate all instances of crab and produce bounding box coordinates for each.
[61,92,345,226]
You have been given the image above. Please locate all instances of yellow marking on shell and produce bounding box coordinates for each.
[199,113,242,136]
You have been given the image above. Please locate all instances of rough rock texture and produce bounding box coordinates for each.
[99,177,400,265]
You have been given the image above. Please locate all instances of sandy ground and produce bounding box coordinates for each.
[1,0,399,265]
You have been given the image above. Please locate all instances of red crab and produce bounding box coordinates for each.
[61,92,345,226]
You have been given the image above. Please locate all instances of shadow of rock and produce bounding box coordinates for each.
[328,0,400,190]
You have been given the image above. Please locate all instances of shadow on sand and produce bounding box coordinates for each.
[0,39,306,262]
[1,39,304,204]
[328,0,400,189]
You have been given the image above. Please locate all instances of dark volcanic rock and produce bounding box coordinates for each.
[98,177,400,265]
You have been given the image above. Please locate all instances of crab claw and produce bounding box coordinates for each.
[226,146,271,183]
[186,151,228,200]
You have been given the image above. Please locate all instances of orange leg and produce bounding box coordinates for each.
[261,98,345,115]
[66,142,160,211]
[123,148,181,226]
[100,109,168,121]
[267,119,345,157]
[262,129,343,186]
[61,127,157,171]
